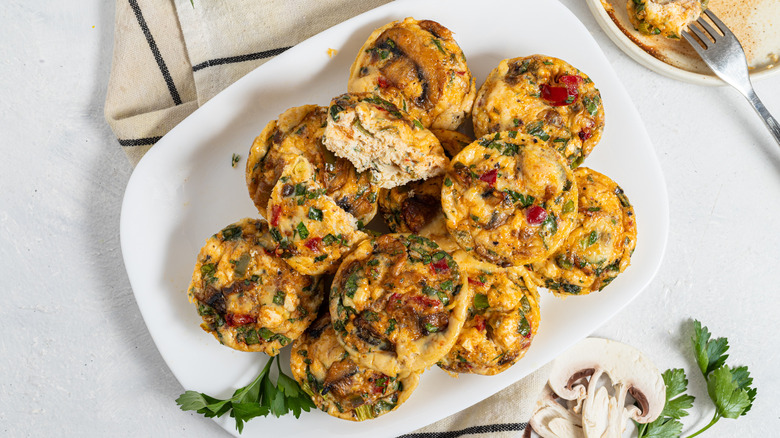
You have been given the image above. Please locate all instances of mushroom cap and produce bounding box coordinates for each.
[547,338,666,424]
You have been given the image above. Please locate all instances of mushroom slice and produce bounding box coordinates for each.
[529,385,584,438]
[529,338,665,438]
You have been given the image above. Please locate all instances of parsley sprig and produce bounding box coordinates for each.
[175,356,316,433]
[636,320,756,438]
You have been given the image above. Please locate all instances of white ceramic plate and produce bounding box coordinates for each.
[120,0,669,436]
[586,0,780,86]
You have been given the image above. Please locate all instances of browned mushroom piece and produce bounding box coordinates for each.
[329,234,471,377]
[290,311,421,421]
[348,17,476,131]
[377,176,459,252]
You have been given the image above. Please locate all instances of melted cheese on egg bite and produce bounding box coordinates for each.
[527,167,637,295]
[441,131,578,266]
[291,312,421,421]
[187,218,323,354]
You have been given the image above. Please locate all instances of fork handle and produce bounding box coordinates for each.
[743,89,780,147]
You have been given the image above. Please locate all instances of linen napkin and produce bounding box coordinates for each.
[104,0,551,435]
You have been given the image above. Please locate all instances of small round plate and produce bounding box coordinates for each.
[586,0,780,86]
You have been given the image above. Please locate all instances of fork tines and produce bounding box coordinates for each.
[682,10,731,50]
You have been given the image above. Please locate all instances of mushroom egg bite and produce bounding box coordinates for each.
[246,104,378,224]
[329,234,470,377]
[291,311,421,421]
[438,252,540,375]
[472,55,605,168]
[528,167,637,295]
[627,0,705,39]
[187,218,324,354]
[348,17,476,131]
[266,156,368,276]
[323,92,448,189]
[441,131,579,266]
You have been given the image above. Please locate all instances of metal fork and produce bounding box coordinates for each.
[682,9,780,146]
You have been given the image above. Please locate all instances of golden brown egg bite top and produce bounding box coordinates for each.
[266,156,368,276]
[187,218,324,354]
[441,131,579,266]
[528,167,637,295]
[472,55,605,168]
[291,312,420,421]
[329,234,470,377]
[439,253,540,376]
[348,17,476,131]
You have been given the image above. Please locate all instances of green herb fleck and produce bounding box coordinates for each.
[308,207,323,221]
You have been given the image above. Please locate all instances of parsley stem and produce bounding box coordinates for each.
[684,413,720,438]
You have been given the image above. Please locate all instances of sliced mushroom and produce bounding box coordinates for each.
[529,385,584,438]
[529,338,665,438]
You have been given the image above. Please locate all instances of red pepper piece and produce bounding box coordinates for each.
[541,75,581,106]
[377,76,390,89]
[468,277,485,287]
[526,205,548,225]
[558,74,582,89]
[372,376,389,393]
[479,169,497,186]
[411,295,442,308]
[540,84,569,106]
[270,204,281,227]
[473,315,486,332]
[226,313,256,327]
[304,237,322,252]
[430,258,450,274]
[579,127,592,141]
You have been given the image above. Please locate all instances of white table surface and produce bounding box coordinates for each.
[1,1,778,437]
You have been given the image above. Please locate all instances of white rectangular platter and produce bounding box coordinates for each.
[120,0,669,436]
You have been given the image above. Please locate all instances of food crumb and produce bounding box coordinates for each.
[327,48,338,58]
[231,153,241,168]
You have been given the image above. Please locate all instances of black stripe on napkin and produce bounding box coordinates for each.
[119,136,162,147]
[397,422,527,438]
[128,0,182,105]
[191,46,292,72]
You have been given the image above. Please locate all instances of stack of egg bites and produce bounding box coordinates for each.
[187,17,637,422]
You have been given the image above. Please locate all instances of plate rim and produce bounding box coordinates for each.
[584,0,780,86]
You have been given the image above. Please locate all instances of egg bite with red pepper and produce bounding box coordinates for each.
[377,176,458,252]
[438,252,540,375]
[441,131,579,266]
[430,129,474,159]
[527,167,637,295]
[246,104,378,224]
[291,311,421,421]
[627,0,704,39]
[323,93,448,190]
[329,234,470,377]
[472,55,605,168]
[187,218,324,354]
[266,156,368,276]
[347,17,476,131]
